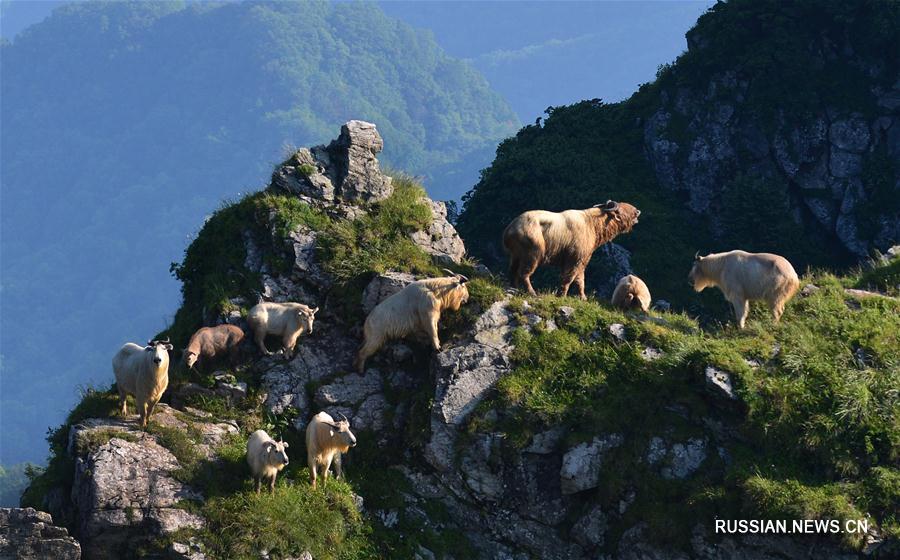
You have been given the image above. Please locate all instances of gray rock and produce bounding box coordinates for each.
[608,323,627,342]
[362,272,415,314]
[560,434,624,494]
[704,366,736,401]
[830,117,870,153]
[353,393,388,432]
[524,427,565,455]
[662,438,707,479]
[830,146,863,178]
[314,372,382,407]
[332,120,393,203]
[651,299,671,312]
[571,505,608,549]
[640,347,664,361]
[409,199,467,264]
[0,508,81,560]
[556,306,576,323]
[800,283,821,297]
[646,437,668,465]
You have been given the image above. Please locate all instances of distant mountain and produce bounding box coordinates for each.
[379,1,712,121]
[458,0,899,307]
[0,0,517,465]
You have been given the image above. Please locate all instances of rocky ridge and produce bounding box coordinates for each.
[16,121,881,559]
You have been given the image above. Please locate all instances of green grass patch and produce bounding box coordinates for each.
[482,258,900,551]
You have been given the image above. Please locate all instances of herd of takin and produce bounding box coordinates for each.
[111,199,800,493]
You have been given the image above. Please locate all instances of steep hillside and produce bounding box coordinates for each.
[0,0,517,466]
[457,0,899,308]
[20,122,900,559]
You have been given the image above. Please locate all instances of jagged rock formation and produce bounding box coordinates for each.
[0,508,81,560]
[38,404,236,559]
[644,72,900,258]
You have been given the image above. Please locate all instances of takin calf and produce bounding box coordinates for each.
[112,338,174,428]
[246,429,289,494]
[689,250,800,329]
[503,200,641,299]
[611,274,652,313]
[183,324,245,372]
[354,271,469,373]
[247,302,318,360]
[306,411,356,489]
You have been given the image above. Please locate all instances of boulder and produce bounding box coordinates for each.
[704,366,736,401]
[560,434,623,494]
[0,508,81,560]
[68,405,236,559]
[331,120,393,203]
[409,199,467,265]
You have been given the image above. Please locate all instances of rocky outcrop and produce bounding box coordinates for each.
[644,52,899,258]
[51,405,236,559]
[0,508,81,560]
[271,120,393,205]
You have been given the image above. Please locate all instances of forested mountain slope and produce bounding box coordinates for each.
[0,0,517,466]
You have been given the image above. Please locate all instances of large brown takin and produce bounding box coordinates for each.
[183,324,245,372]
[503,200,641,299]
[689,250,800,329]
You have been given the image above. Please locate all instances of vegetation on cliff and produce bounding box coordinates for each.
[457,0,900,311]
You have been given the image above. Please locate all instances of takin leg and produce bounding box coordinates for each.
[282,330,301,360]
[138,398,149,429]
[333,453,343,480]
[323,455,334,488]
[574,269,588,301]
[731,298,750,329]
[118,387,128,417]
[309,453,318,489]
[269,471,277,494]
[770,297,787,323]
[425,312,441,351]
[559,265,578,298]
[520,255,541,296]
[145,398,159,425]
[508,256,521,289]
[354,332,385,373]
[254,330,272,356]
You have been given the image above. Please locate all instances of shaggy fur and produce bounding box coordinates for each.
[611,274,652,312]
[503,201,641,299]
[246,429,289,494]
[247,302,318,360]
[112,339,173,428]
[353,275,470,373]
[306,411,356,489]
[689,250,800,329]
[184,324,245,371]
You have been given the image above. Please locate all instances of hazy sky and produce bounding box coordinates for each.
[3,0,712,120]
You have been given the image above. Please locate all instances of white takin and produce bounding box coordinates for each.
[246,429,290,494]
[305,411,356,489]
[689,250,800,329]
[247,301,318,360]
[112,338,174,428]
[354,271,469,373]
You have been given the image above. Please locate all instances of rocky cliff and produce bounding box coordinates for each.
[457,0,899,306]
[17,121,900,559]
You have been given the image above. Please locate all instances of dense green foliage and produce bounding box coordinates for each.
[0,0,517,466]
[476,257,900,550]
[457,0,899,311]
